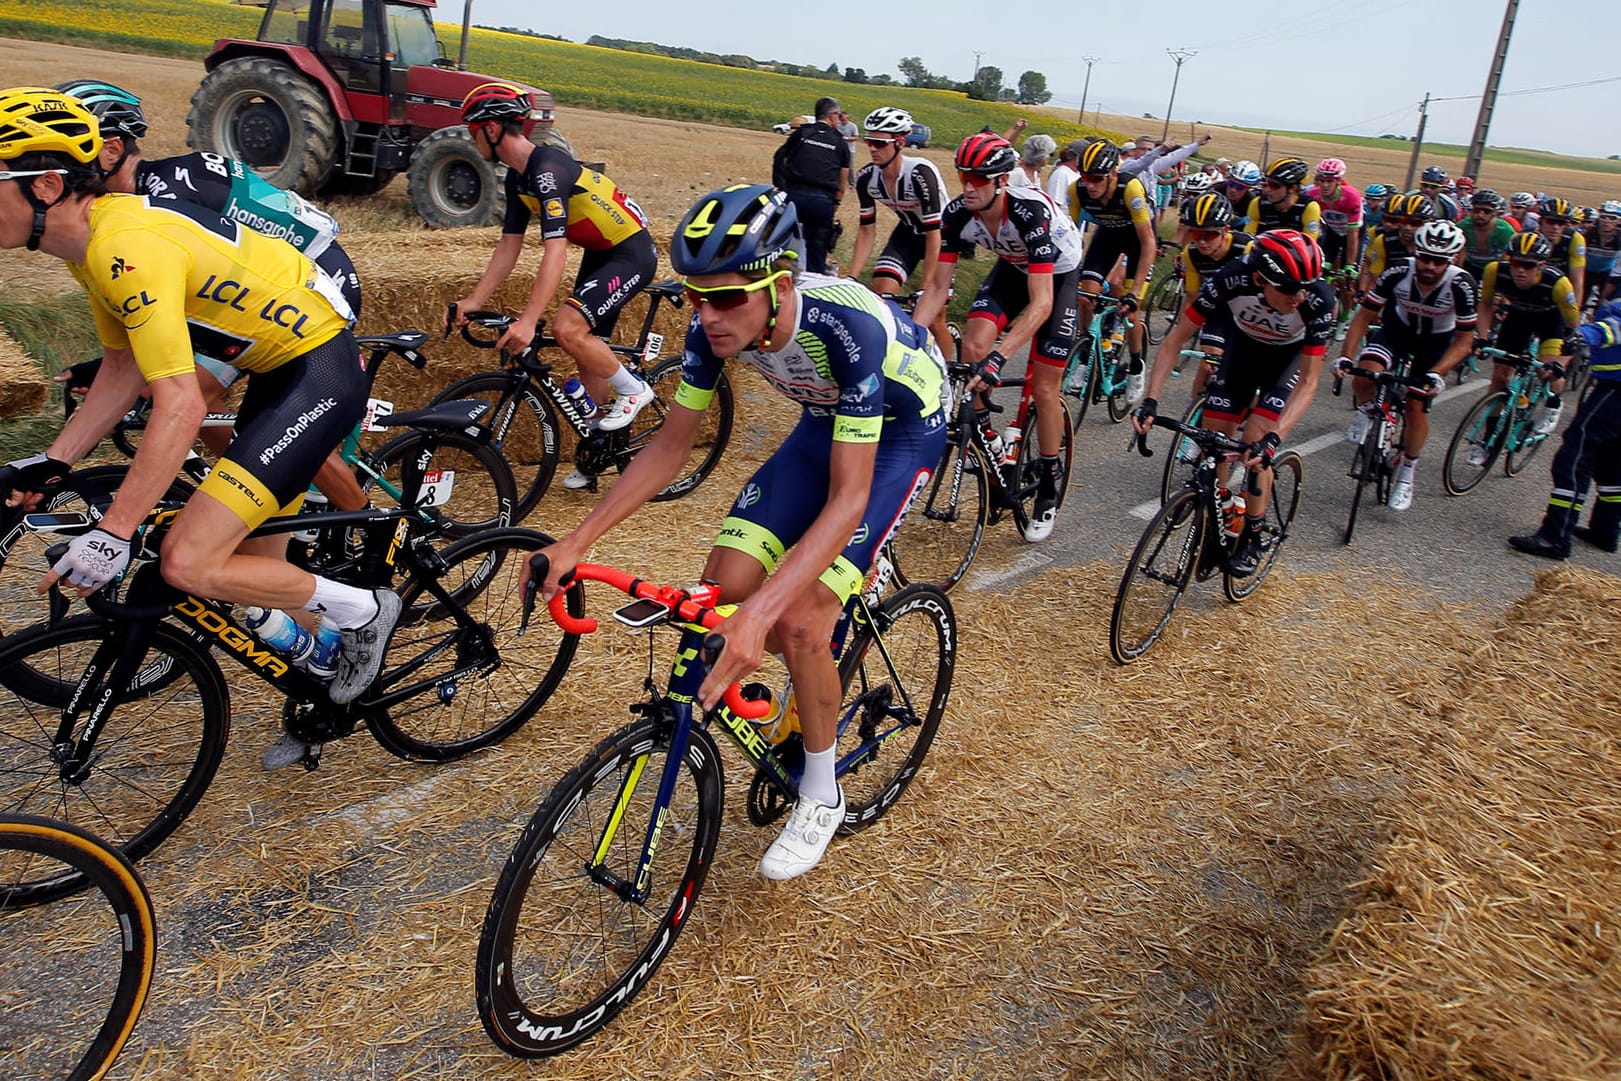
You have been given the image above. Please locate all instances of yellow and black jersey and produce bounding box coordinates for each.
[1068,175,1154,231]
[1242,195,1322,239]
[1479,261,1581,323]
[502,145,649,251]
[1184,230,1254,295]
[67,194,351,383]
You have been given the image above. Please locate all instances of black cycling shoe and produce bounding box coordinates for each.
[1227,530,1263,577]
[1572,525,1620,553]
[1507,532,1570,560]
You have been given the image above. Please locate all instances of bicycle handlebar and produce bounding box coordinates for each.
[457,310,529,351]
[1132,415,1253,460]
[1330,365,1435,396]
[523,554,769,720]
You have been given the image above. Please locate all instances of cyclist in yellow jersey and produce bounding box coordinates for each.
[1243,158,1323,242]
[448,82,659,459]
[0,88,397,712]
[1538,197,1587,303]
[1477,231,1582,435]
[1069,139,1158,400]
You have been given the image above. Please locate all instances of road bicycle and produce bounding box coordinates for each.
[886,358,1074,591]
[1442,345,1564,495]
[1142,255,1186,347]
[1334,361,1431,545]
[1111,418,1303,664]
[1063,292,1136,425]
[1157,348,1231,504]
[0,813,155,1081]
[0,453,580,905]
[476,555,954,1056]
[438,284,734,515]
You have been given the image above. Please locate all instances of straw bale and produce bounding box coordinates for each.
[1287,566,1621,1081]
[0,324,49,419]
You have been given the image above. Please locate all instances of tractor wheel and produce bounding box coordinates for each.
[186,57,338,195]
[534,125,574,158]
[408,127,507,229]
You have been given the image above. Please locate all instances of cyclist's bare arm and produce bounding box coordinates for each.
[1132,218,1158,300]
[527,402,708,600]
[46,346,147,467]
[911,260,956,330]
[1275,350,1325,440]
[501,234,571,353]
[920,229,944,289]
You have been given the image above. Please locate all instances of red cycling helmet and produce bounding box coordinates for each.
[954,132,1016,177]
[461,82,532,124]
[1249,229,1324,288]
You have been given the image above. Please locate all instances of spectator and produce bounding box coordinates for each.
[772,96,852,273]
[835,110,859,144]
[1010,134,1056,189]
[1048,140,1083,217]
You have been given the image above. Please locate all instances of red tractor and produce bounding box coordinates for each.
[187,0,570,227]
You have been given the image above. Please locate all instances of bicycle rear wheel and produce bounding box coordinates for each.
[1014,403,1075,528]
[630,356,734,502]
[1224,450,1302,601]
[369,529,581,762]
[0,814,156,1081]
[1503,407,1546,476]
[360,429,516,540]
[1110,489,1206,664]
[432,370,561,523]
[1143,273,1183,346]
[476,719,724,1057]
[835,584,954,827]
[888,431,988,593]
[0,617,229,905]
[1442,389,1508,494]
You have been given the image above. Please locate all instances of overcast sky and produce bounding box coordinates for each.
[475,0,1617,160]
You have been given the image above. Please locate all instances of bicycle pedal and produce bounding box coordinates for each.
[300,743,324,771]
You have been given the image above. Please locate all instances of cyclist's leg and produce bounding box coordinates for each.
[1029,268,1081,459]
[556,235,659,416]
[1235,355,1304,521]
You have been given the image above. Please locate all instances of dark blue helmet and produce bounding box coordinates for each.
[672,185,802,276]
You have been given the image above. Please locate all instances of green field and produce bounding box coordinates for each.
[0,0,1115,149]
[1235,127,1621,175]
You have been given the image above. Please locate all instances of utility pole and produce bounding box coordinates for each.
[1078,56,1099,122]
[1160,49,1195,143]
[972,51,983,85]
[1405,93,1431,191]
[1465,0,1519,179]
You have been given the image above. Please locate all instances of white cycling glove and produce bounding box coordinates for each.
[1425,372,1446,397]
[51,528,131,591]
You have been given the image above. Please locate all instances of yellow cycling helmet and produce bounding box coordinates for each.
[0,86,102,164]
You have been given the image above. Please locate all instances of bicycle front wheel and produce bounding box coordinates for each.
[0,617,229,905]
[1224,450,1302,601]
[1159,395,1207,504]
[1110,489,1206,664]
[888,433,988,593]
[360,429,516,540]
[1014,403,1075,528]
[0,814,156,1080]
[432,371,560,522]
[369,529,581,762]
[836,584,954,827]
[630,356,734,502]
[1343,421,1385,545]
[1442,389,1508,495]
[476,719,725,1057]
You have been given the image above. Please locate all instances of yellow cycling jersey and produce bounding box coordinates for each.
[1068,175,1154,231]
[69,194,352,383]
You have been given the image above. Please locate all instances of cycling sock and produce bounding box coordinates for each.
[800,745,839,808]
[607,366,646,395]
[1398,457,1418,483]
[1129,351,1145,374]
[304,577,381,628]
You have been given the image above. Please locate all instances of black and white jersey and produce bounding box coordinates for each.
[854,155,946,234]
[1189,260,1336,353]
[1363,260,1478,338]
[939,186,1085,274]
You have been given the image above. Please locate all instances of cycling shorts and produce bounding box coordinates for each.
[564,231,658,336]
[969,263,1081,367]
[872,224,929,286]
[713,411,946,603]
[1081,228,1146,288]
[1198,324,1303,424]
[1358,327,1455,411]
[197,328,367,529]
[1496,309,1568,358]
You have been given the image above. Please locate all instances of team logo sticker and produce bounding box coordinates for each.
[544,198,565,218]
[110,256,135,279]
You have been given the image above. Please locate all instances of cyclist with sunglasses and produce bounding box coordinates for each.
[1359,192,1436,294]
[1170,192,1254,398]
[847,107,953,359]
[1224,161,1263,228]
[526,185,948,880]
[1068,139,1158,402]
[1305,159,1363,275]
[1336,220,1478,511]
[1460,190,1516,283]
[1360,183,1393,248]
[1418,165,1462,222]
[1581,200,1621,306]
[448,82,659,442]
[1136,230,1333,575]
[1538,197,1587,304]
[1242,158,1323,243]
[915,133,1083,541]
[1477,232,1583,439]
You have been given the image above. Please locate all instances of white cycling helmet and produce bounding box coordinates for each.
[1510,191,1536,209]
[1412,219,1466,258]
[862,106,913,137]
[1182,171,1217,195]
[1230,160,1263,186]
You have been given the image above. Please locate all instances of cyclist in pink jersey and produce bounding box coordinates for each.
[1305,159,1364,273]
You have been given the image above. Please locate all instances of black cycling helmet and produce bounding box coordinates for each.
[54,79,147,141]
[1393,192,1437,222]
[1265,157,1310,187]
[954,132,1016,177]
[460,82,532,124]
[671,184,802,276]
[1508,232,1552,261]
[1179,192,1235,229]
[1077,139,1120,175]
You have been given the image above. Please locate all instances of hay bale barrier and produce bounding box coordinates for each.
[1288,566,1621,1080]
[0,325,49,419]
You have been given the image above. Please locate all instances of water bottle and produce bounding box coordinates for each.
[241,607,316,667]
[304,616,342,680]
[738,681,781,738]
[291,489,329,543]
[1000,425,1022,467]
[765,677,801,746]
[980,420,1004,462]
[563,377,597,422]
[1219,488,1246,540]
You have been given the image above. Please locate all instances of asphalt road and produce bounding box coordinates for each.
[957,352,1615,610]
